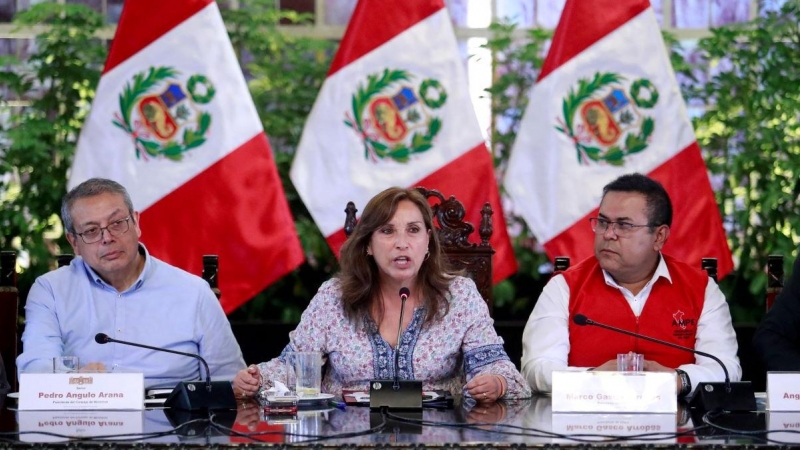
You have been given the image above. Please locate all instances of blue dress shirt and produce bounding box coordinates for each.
[17,245,245,388]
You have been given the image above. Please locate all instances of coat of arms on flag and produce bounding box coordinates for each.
[112,66,215,161]
[556,72,658,166]
[343,68,447,164]
[72,0,305,312]
[504,0,732,278]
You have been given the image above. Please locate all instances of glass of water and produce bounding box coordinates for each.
[293,351,323,397]
[53,356,80,373]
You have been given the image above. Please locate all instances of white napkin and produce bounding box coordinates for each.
[264,380,291,395]
[259,380,291,399]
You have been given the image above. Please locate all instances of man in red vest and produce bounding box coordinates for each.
[521,173,740,396]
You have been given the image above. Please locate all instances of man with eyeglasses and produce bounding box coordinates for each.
[521,173,740,397]
[17,178,245,387]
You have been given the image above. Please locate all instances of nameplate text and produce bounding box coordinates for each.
[552,371,676,413]
[19,373,144,410]
[767,372,800,411]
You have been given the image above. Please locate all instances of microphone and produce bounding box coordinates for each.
[369,287,422,411]
[95,332,235,411]
[572,314,755,412]
[95,333,212,388]
[394,287,410,390]
[399,287,410,301]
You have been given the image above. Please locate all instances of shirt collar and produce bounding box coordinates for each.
[81,244,150,292]
[601,252,672,288]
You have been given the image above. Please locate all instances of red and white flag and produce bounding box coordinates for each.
[504,0,733,277]
[291,0,517,283]
[70,0,304,312]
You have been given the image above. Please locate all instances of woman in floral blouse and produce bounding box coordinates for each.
[233,187,530,403]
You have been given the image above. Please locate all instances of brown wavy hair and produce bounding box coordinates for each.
[338,187,453,328]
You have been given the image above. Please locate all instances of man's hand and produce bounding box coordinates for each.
[80,362,107,373]
[643,360,673,372]
[643,360,680,394]
[590,359,618,371]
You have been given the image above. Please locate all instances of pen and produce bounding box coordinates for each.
[329,400,346,411]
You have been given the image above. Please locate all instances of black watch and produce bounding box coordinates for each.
[675,369,691,397]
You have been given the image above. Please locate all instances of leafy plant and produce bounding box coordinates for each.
[3,2,796,327]
[481,22,728,319]
[223,0,337,321]
[0,4,106,298]
[482,22,553,315]
[690,0,800,321]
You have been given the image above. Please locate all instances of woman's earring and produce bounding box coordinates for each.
[424,250,430,260]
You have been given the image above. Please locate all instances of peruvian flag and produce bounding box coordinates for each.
[69,0,304,312]
[291,0,517,283]
[504,0,733,277]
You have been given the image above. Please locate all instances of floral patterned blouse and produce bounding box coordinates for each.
[255,276,531,399]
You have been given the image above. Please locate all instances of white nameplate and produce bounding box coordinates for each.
[17,410,144,442]
[552,371,676,413]
[19,373,144,410]
[552,412,676,443]
[768,412,800,443]
[767,372,800,411]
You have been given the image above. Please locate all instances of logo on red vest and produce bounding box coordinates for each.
[672,310,696,330]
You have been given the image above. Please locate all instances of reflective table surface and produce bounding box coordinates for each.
[1,393,796,448]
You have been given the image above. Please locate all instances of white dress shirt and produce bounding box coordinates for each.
[521,254,741,393]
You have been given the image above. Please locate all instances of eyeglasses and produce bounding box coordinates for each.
[74,216,132,244]
[589,217,651,237]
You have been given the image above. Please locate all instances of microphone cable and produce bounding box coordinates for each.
[384,408,715,443]
[700,409,800,445]
[0,416,209,443]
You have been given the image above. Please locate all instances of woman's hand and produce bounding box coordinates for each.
[466,401,507,425]
[466,373,506,404]
[233,364,262,398]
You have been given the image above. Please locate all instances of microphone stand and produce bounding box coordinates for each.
[574,315,755,412]
[581,318,732,392]
[392,293,408,391]
[95,333,235,411]
[368,287,422,411]
[97,334,212,391]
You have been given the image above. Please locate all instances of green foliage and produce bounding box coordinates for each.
[0,4,106,295]
[690,0,800,321]
[222,0,338,321]
[4,3,798,327]
[483,22,550,171]
[483,22,553,314]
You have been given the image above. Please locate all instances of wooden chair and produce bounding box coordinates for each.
[57,254,74,268]
[766,254,784,311]
[0,251,19,391]
[345,187,496,310]
[202,255,221,300]
[701,257,718,282]
[553,256,570,275]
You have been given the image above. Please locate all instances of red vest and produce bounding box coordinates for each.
[565,254,707,368]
